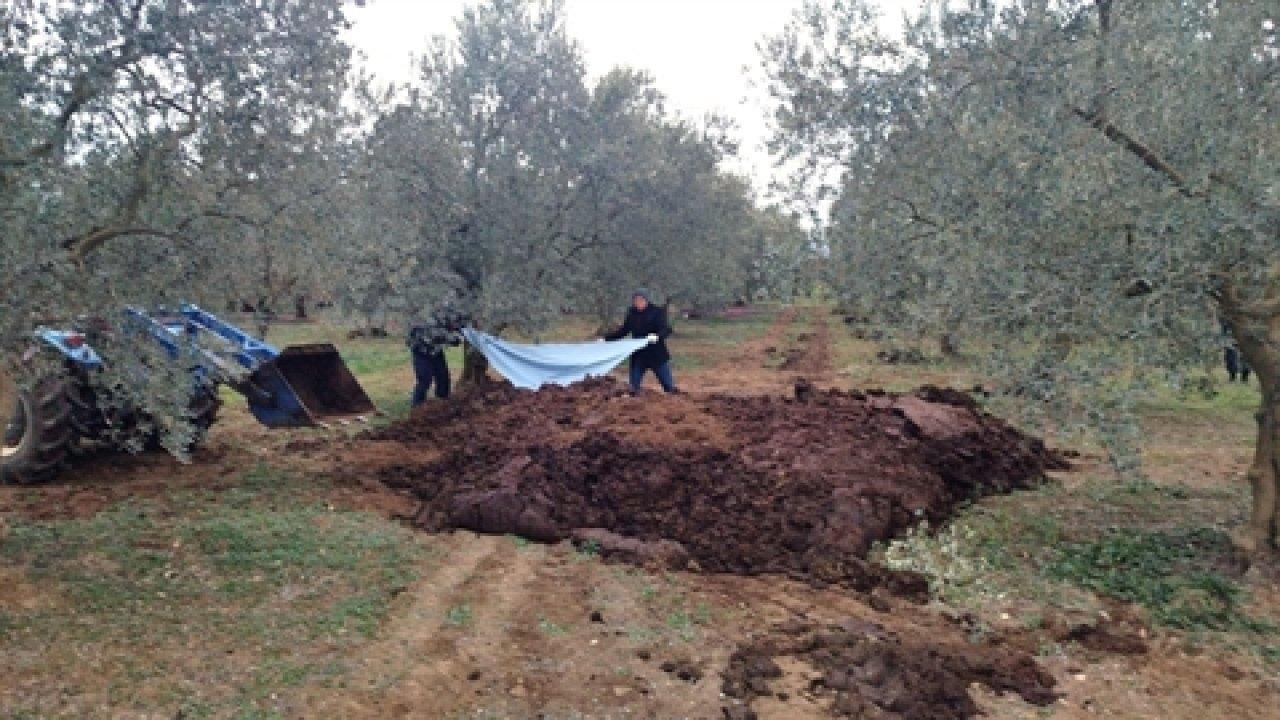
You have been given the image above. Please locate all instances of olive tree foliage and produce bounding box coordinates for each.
[327,94,467,333]
[746,206,824,302]
[565,68,763,324]
[343,0,781,373]
[412,0,596,354]
[207,115,359,336]
[763,0,1280,552]
[0,0,353,451]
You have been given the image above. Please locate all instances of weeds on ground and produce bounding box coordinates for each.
[879,483,1274,640]
[446,603,474,627]
[538,617,569,636]
[573,538,600,561]
[1046,528,1269,632]
[665,603,713,642]
[0,467,424,718]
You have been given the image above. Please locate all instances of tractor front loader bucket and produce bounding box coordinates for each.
[245,343,376,428]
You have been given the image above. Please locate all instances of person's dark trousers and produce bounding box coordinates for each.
[629,361,677,394]
[411,350,452,406]
[1225,347,1251,383]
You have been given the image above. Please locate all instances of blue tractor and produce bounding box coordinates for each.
[0,304,375,484]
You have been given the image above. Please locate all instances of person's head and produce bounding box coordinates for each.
[632,289,650,311]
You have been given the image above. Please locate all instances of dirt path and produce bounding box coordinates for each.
[685,304,841,396]
[780,307,834,382]
[298,532,730,719]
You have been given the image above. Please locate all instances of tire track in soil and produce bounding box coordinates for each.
[296,532,727,719]
[296,531,509,718]
[779,308,834,383]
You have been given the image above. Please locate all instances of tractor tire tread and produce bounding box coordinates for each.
[0,376,75,485]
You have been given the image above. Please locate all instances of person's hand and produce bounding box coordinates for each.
[595,338,606,343]
[646,333,659,344]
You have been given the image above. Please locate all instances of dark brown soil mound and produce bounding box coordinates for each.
[721,618,1059,719]
[368,378,1063,591]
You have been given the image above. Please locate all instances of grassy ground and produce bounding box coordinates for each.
[0,467,424,718]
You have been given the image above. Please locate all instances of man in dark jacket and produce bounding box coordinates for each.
[407,309,464,406]
[1223,320,1251,383]
[604,289,678,394]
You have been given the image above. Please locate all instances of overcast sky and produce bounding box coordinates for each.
[345,0,921,198]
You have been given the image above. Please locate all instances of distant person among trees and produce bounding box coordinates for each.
[408,308,465,405]
[1223,321,1251,384]
[604,289,678,395]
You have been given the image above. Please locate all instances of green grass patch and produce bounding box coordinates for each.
[665,603,713,642]
[1045,528,1268,632]
[0,469,424,717]
[574,538,601,561]
[445,603,473,627]
[537,617,569,636]
[880,471,1274,643]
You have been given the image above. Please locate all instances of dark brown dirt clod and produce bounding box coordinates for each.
[659,659,704,684]
[722,620,1058,720]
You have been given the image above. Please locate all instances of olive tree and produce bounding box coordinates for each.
[764,1,1280,554]
[567,68,767,323]
[371,0,779,377]
[404,0,600,380]
[1,0,353,460]
[329,94,468,334]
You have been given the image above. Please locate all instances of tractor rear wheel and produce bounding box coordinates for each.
[0,368,75,484]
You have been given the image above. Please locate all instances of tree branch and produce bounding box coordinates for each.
[1072,107,1199,197]
[889,194,944,229]
[68,227,187,262]
[1210,270,1280,320]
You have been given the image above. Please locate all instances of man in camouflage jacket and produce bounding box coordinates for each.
[407,310,464,405]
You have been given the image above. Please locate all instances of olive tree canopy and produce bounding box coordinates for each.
[763,0,1280,554]
[1,0,353,447]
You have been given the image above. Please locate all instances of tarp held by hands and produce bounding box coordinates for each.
[461,328,647,390]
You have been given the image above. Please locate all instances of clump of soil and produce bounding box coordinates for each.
[721,618,1059,719]
[366,377,1064,591]
[997,604,1150,658]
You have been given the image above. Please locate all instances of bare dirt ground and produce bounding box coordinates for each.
[2,304,1278,719]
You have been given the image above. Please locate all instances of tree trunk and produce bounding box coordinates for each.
[295,294,307,320]
[939,333,960,357]
[461,343,490,386]
[1235,344,1279,556]
[1242,400,1279,554]
[1220,273,1280,558]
